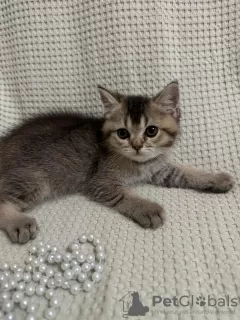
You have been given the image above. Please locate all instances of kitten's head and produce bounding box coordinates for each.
[99,81,180,162]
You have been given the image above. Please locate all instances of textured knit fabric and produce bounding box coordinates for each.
[0,1,240,319]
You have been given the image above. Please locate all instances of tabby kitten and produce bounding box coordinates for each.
[0,82,233,243]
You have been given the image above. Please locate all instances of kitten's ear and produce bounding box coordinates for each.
[98,86,122,112]
[153,81,180,121]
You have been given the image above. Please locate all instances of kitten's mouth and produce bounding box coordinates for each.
[133,150,144,157]
[121,147,157,162]
[129,149,155,162]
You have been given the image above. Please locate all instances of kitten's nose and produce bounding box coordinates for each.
[132,138,143,152]
[133,145,142,151]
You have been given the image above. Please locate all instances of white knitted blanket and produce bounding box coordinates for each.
[1,1,240,319]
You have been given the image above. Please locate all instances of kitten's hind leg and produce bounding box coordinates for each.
[0,171,50,243]
[0,201,38,244]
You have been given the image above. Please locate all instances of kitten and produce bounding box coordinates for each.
[0,82,233,244]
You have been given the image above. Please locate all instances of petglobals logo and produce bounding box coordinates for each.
[119,292,239,318]
[119,291,149,318]
[152,295,239,308]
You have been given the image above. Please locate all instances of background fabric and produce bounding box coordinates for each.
[0,0,240,319]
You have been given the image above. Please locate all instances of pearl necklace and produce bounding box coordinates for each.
[0,234,105,320]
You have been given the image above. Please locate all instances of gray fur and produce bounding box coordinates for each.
[0,82,233,243]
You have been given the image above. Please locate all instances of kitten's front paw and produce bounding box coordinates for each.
[206,172,234,193]
[134,203,165,229]
[6,216,39,244]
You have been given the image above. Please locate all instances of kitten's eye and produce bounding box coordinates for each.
[117,128,130,139]
[145,126,158,137]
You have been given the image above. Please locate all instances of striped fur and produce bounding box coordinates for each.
[0,82,234,243]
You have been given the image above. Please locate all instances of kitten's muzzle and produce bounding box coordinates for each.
[131,138,143,152]
[133,145,142,152]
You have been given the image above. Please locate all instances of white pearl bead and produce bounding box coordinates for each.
[9,279,17,289]
[88,234,94,242]
[11,263,19,272]
[46,244,51,251]
[38,247,47,255]
[29,245,37,254]
[32,272,42,282]
[26,315,37,320]
[40,276,48,286]
[32,258,40,268]
[72,249,80,257]
[79,234,87,243]
[93,238,101,246]
[86,254,95,263]
[46,268,54,278]
[54,272,62,279]
[25,265,33,273]
[63,253,72,262]
[39,264,47,273]
[54,276,63,287]
[51,246,58,253]
[4,271,10,277]
[0,272,6,282]
[25,256,33,264]
[1,291,10,300]
[36,284,46,296]
[1,280,10,291]
[64,269,74,280]
[69,242,79,252]
[5,313,14,320]
[14,271,23,282]
[20,297,28,309]
[45,289,55,300]
[70,259,78,268]
[54,253,62,263]
[83,280,94,292]
[47,278,56,289]
[23,273,32,283]
[94,264,104,273]
[38,257,45,264]
[1,263,9,271]
[47,254,55,264]
[82,263,91,273]
[70,283,80,295]
[77,254,85,263]
[90,262,95,270]
[27,302,37,313]
[72,265,81,275]
[45,308,56,320]
[92,272,102,283]
[96,244,104,252]
[96,252,105,261]
[38,241,44,247]
[77,273,87,282]
[25,283,35,296]
[61,280,69,289]
[50,296,59,307]
[16,267,24,272]
[12,291,24,303]
[17,282,25,291]
[61,262,70,270]
[2,300,14,312]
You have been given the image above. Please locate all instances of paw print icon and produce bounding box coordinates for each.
[196,296,206,307]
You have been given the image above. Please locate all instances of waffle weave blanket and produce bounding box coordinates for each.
[0,1,240,319]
